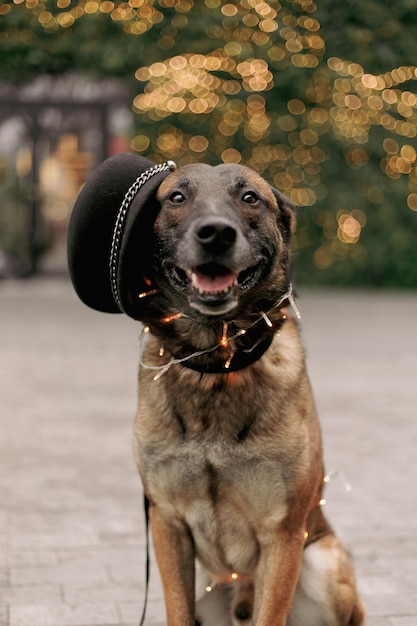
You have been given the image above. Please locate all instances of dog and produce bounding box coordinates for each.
[128,162,365,625]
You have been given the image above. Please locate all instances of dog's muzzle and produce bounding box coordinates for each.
[169,216,264,316]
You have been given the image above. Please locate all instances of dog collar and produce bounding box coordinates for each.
[177,332,275,374]
[139,285,300,380]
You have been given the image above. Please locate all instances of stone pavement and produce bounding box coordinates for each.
[1,278,416,626]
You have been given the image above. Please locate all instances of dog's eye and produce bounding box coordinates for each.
[169,191,186,204]
[242,191,259,205]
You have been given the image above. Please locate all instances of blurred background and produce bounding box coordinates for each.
[1,6,417,624]
[0,0,416,287]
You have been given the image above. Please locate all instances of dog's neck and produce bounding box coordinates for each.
[164,319,282,375]
[139,285,300,377]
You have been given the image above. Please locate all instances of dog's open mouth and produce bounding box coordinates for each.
[170,261,263,314]
[190,263,237,296]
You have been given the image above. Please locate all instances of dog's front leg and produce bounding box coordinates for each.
[254,526,306,626]
[149,504,196,626]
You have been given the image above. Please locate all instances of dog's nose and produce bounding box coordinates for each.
[195,218,237,254]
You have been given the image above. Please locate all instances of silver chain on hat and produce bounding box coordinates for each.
[109,160,177,310]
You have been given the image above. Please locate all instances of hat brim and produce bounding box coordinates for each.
[67,153,173,318]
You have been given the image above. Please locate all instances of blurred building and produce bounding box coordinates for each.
[0,74,133,277]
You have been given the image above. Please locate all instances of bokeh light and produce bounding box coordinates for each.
[4,0,417,283]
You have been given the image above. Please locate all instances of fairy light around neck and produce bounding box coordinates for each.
[139,283,300,380]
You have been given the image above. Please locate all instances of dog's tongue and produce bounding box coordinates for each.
[191,270,237,294]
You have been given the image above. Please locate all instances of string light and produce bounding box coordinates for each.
[197,470,352,593]
[288,286,301,319]
[161,312,185,323]
[324,469,352,492]
[138,288,159,299]
[203,572,241,595]
[220,322,229,347]
[320,469,353,506]
[260,310,273,328]
[153,363,173,381]
[139,284,300,379]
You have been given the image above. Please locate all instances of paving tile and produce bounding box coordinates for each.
[11,557,108,585]
[2,551,58,567]
[0,585,60,605]
[59,547,144,568]
[9,603,119,626]
[0,606,8,626]
[363,593,417,617]
[63,582,141,605]
[118,599,166,625]
[106,559,142,584]
[10,532,101,550]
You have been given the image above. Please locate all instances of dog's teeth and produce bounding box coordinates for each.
[190,270,237,295]
[191,272,206,293]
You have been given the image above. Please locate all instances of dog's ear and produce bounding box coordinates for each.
[271,188,297,241]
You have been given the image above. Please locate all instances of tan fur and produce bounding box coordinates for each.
[132,164,365,625]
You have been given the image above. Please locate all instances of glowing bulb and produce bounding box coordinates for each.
[288,288,301,319]
[324,469,352,492]
[319,498,327,506]
[220,322,229,347]
[138,288,159,299]
[143,326,150,333]
[231,572,239,580]
[159,347,165,357]
[224,355,233,369]
[304,531,309,540]
[261,311,273,328]
[205,585,213,593]
[153,364,171,381]
[161,312,184,323]
[237,329,247,336]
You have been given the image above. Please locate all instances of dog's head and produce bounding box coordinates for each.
[151,163,296,319]
[68,155,296,324]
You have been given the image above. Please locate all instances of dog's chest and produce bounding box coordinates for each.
[135,348,314,578]
[136,430,290,578]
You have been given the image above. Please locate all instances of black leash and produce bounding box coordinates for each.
[139,494,151,626]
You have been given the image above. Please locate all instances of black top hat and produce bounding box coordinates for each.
[67,153,176,319]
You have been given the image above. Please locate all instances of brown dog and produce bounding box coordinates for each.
[132,163,365,625]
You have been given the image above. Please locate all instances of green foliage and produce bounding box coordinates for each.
[1,0,417,286]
